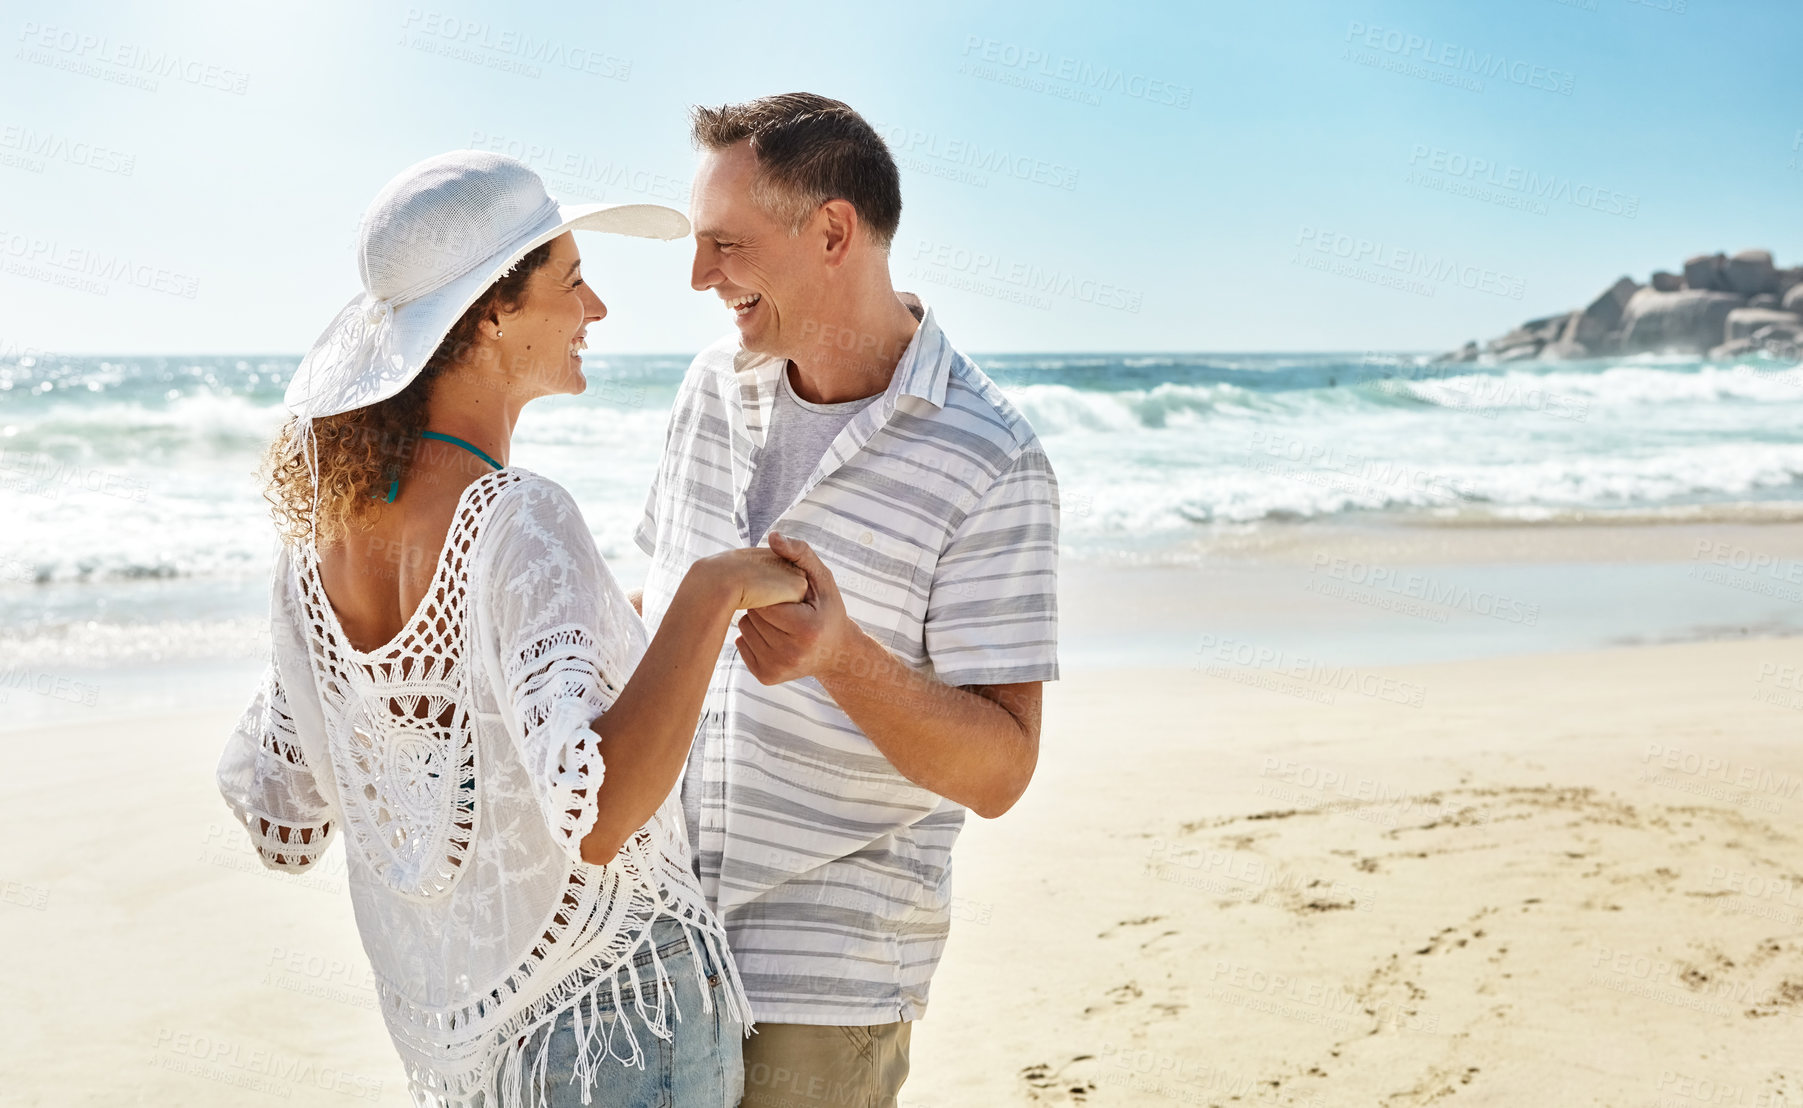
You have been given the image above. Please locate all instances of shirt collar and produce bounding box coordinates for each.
[730,292,953,445]
[888,292,954,410]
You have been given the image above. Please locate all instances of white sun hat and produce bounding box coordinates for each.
[285,149,689,420]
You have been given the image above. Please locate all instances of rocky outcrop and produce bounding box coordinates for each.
[1684,253,1727,292]
[1488,313,1573,361]
[1711,324,1803,362]
[1619,290,1744,354]
[1564,277,1638,349]
[1437,247,1803,362]
[1724,249,1777,296]
[1725,307,1803,342]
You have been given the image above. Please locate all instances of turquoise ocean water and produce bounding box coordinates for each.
[4,349,1803,682]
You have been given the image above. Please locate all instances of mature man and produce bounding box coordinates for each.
[633,92,1060,1107]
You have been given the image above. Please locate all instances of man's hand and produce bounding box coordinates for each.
[736,532,859,685]
[739,532,1039,816]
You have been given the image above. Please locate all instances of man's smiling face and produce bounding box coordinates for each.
[688,140,823,358]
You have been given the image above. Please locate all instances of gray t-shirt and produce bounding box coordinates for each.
[742,365,880,544]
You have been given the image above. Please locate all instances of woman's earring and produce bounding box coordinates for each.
[496,330,504,338]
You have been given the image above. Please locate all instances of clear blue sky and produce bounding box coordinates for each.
[2,0,1798,354]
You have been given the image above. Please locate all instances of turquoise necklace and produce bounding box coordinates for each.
[375,431,504,503]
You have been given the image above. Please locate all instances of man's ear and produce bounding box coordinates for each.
[818,199,859,267]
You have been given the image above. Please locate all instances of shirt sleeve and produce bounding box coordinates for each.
[923,445,1062,687]
[479,477,641,866]
[216,565,338,872]
[635,388,683,559]
[633,468,659,558]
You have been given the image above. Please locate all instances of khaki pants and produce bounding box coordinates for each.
[740,1021,911,1108]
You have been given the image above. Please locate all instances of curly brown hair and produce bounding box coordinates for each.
[263,241,555,547]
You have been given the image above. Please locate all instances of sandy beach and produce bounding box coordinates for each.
[8,1,1803,1102]
[919,643,1803,1107]
[4,523,1802,1106]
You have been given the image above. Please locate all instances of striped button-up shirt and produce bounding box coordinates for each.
[634,295,1060,1025]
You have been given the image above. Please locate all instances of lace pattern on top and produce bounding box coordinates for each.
[294,485,486,901]
[217,468,749,1108]
[500,626,612,864]
[219,664,336,870]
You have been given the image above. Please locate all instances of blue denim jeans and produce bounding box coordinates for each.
[520,917,744,1108]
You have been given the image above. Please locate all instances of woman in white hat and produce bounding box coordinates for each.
[218,150,795,1106]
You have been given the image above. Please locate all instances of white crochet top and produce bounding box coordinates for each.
[217,468,746,1107]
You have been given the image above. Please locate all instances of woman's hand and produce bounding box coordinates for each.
[695,539,809,612]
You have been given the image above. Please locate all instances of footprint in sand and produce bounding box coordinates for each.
[1081,980,1142,1016]
[1125,785,1803,1102]
[1018,1057,1098,1104]
[1095,914,1164,939]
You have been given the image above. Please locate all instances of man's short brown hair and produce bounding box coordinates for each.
[690,92,902,250]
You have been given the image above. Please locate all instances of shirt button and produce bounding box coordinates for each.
[859,531,874,545]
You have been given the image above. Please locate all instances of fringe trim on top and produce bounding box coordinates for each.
[403,905,750,1108]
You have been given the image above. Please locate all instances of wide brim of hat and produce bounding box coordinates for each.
[286,201,689,419]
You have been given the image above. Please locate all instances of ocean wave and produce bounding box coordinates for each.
[10,352,1803,588]
[1009,381,1244,432]
[1051,441,1803,532]
[1007,358,1803,432]
[5,391,290,466]
[1389,363,1803,413]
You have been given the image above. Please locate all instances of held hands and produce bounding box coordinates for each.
[701,544,809,611]
[736,532,854,686]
